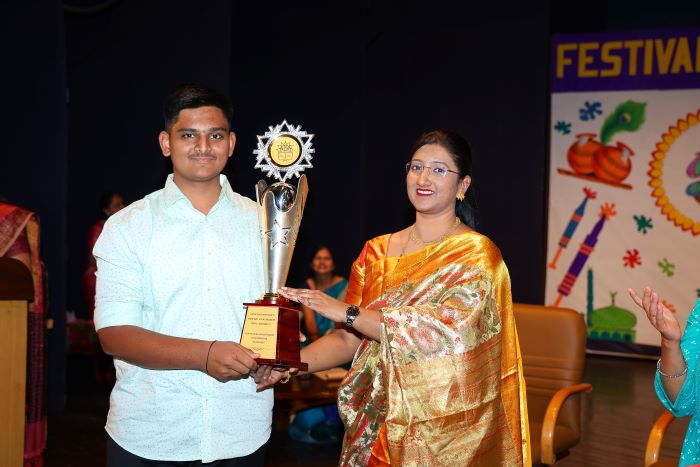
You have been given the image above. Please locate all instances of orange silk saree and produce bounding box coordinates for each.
[337,231,530,466]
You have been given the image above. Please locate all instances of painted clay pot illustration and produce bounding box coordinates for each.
[593,141,634,184]
[567,133,602,175]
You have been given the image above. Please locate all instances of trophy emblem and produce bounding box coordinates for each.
[240,121,314,370]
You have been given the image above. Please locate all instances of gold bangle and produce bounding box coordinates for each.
[280,373,291,384]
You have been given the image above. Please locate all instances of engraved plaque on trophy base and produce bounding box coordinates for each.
[240,296,308,371]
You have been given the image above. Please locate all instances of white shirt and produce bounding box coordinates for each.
[94,174,269,462]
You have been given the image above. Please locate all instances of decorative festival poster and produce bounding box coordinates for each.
[546,29,700,355]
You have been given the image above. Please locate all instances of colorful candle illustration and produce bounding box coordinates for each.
[549,187,597,269]
[552,203,616,307]
[586,267,593,325]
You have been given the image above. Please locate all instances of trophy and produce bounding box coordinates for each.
[240,121,314,370]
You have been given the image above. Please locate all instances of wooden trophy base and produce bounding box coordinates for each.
[241,295,308,371]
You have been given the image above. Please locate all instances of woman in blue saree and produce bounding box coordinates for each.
[629,286,700,467]
[289,246,348,444]
[299,246,348,344]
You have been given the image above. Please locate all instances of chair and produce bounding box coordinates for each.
[644,410,678,467]
[514,303,593,465]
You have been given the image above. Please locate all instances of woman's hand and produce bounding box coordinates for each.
[279,287,347,323]
[254,366,298,391]
[628,287,682,343]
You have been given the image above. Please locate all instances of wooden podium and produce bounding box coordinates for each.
[0,258,33,467]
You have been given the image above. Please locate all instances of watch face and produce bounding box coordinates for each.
[346,305,360,327]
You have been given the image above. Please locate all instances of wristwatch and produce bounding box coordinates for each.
[345,304,360,328]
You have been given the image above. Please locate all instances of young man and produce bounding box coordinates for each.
[94,84,274,466]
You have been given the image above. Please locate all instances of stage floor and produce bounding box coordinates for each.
[45,354,686,466]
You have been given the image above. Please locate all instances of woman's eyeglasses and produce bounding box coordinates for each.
[405,162,459,178]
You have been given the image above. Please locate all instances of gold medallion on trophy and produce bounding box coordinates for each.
[268,135,302,167]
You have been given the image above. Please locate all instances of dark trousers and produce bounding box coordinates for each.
[106,435,267,467]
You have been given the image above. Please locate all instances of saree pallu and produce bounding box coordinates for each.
[0,202,47,467]
[338,231,530,466]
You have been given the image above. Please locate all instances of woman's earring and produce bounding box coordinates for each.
[456,192,465,201]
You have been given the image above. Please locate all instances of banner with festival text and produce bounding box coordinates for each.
[547,29,700,355]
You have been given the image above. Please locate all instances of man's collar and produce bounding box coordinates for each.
[163,174,186,206]
[219,175,238,206]
[163,174,237,208]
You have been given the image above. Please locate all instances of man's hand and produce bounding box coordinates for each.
[206,341,260,382]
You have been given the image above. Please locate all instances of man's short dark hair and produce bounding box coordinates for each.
[163,84,234,131]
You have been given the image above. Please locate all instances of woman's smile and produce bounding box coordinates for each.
[416,188,435,197]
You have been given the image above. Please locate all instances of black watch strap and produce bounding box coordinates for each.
[345,304,360,328]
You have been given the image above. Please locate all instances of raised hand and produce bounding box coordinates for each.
[279,287,347,323]
[205,341,260,382]
[628,287,682,343]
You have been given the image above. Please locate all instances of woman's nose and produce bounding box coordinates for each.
[417,168,431,184]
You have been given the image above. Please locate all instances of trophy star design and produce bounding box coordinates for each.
[264,219,291,248]
[240,120,314,371]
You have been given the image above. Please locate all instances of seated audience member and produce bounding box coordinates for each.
[81,191,124,318]
[288,246,348,444]
[299,246,348,344]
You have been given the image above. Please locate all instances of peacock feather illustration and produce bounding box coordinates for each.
[599,100,646,145]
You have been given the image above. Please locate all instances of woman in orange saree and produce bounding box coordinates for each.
[278,130,530,466]
[0,201,47,467]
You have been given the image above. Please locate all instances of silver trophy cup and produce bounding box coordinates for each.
[255,174,309,300]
